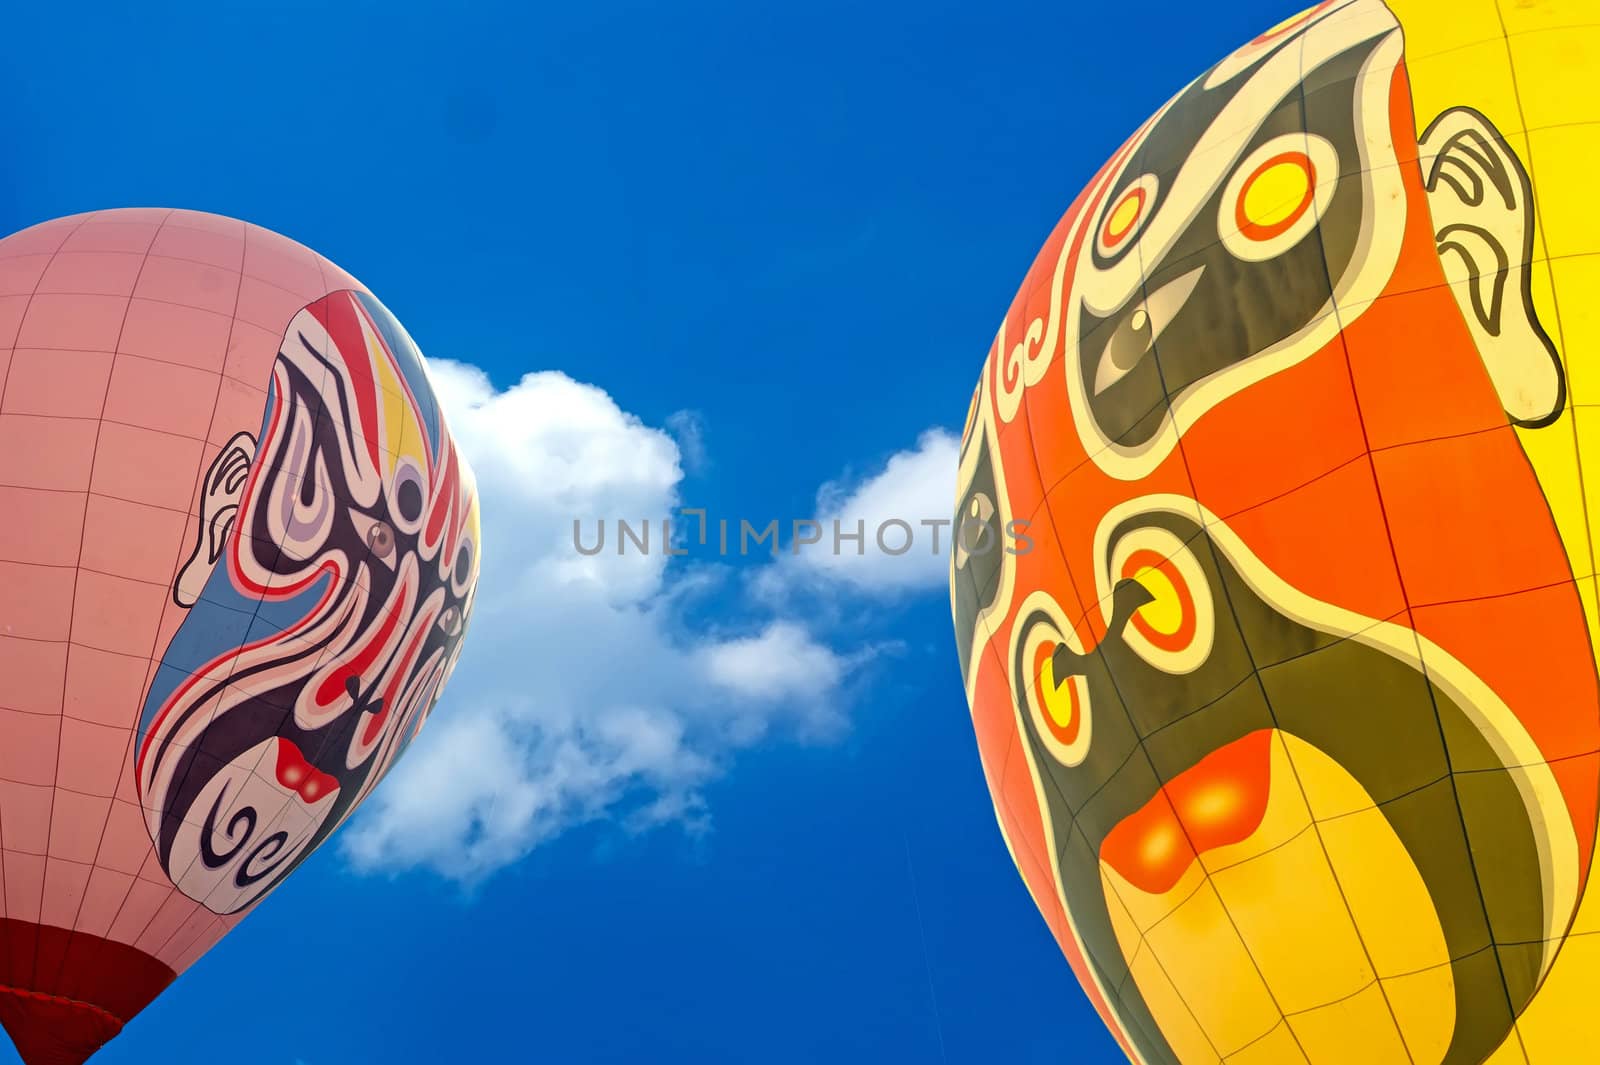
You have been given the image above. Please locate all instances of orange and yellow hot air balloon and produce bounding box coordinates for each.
[0,209,480,1063]
[952,2,1600,1062]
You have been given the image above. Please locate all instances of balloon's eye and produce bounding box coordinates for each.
[1108,529,1215,675]
[1219,134,1338,261]
[1122,549,1197,654]
[398,480,423,522]
[1092,266,1204,395]
[1014,598,1093,768]
[1235,152,1315,240]
[438,604,462,637]
[1096,174,1160,258]
[392,461,427,528]
[954,492,997,571]
[1034,640,1088,750]
[367,520,396,560]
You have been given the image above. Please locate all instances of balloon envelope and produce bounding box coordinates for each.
[952,1,1600,1062]
[0,208,480,1063]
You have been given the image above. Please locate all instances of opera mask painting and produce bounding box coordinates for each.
[953,2,1600,1062]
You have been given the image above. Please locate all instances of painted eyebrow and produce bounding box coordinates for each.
[297,329,365,468]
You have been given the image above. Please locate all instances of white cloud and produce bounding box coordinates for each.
[701,621,846,701]
[761,428,960,597]
[664,409,708,474]
[341,365,864,883]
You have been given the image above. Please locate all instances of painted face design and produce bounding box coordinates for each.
[1080,15,1382,447]
[1055,0,1416,478]
[136,290,481,915]
[955,2,1593,1063]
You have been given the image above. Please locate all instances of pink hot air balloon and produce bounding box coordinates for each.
[0,208,481,1063]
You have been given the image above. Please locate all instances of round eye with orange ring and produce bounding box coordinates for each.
[1010,591,1093,768]
[1108,527,1214,674]
[1218,134,1338,262]
[1095,173,1159,259]
[1234,152,1315,241]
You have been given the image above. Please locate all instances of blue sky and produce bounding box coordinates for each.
[2,2,1297,1062]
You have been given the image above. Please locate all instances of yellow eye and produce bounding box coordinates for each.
[1103,189,1145,248]
[1218,134,1338,262]
[1036,642,1082,742]
[1121,548,1195,652]
[1011,593,1093,769]
[1124,556,1187,643]
[1095,173,1159,258]
[1236,151,1315,241]
[1104,528,1215,676]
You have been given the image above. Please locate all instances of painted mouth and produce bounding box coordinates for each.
[1101,729,1273,896]
[1097,729,1456,1064]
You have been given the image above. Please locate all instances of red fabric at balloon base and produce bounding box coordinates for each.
[0,919,174,1065]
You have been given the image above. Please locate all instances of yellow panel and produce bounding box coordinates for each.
[1403,39,1528,138]
[1548,255,1600,406]
[1577,576,1600,754]
[1105,859,1210,935]
[1284,731,1375,822]
[1104,862,1143,956]
[1386,0,1505,61]
[1511,931,1600,1061]
[1528,221,1560,336]
[1380,964,1457,1064]
[1144,882,1281,1056]
[1125,942,1223,1065]
[1316,805,1453,979]
[1515,409,1595,585]
[1284,983,1411,1064]
[1209,831,1375,1015]
[1571,408,1600,548]
[1524,124,1600,261]
[1498,0,1600,35]
[1507,26,1600,131]
[1224,1022,1307,1065]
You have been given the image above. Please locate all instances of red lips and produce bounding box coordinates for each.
[274,737,340,805]
[1100,729,1274,895]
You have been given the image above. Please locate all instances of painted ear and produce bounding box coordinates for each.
[1419,106,1564,427]
[174,431,256,607]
